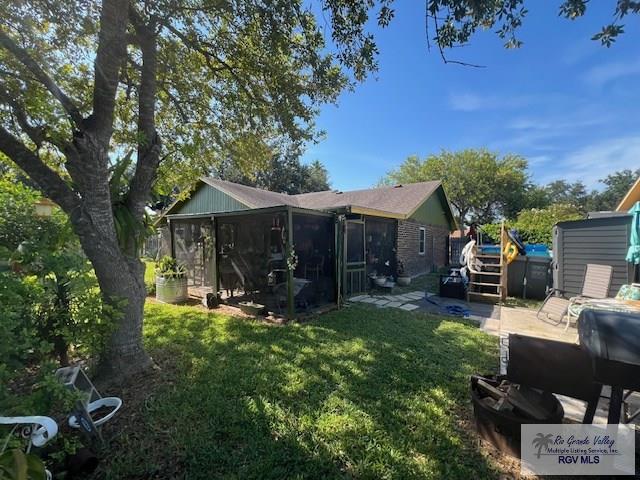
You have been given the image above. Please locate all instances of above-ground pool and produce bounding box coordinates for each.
[479,243,550,258]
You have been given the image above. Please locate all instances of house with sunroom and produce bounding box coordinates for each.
[158,178,456,316]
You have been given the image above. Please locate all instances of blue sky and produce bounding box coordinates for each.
[301,0,640,191]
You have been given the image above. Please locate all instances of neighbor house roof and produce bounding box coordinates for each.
[617,176,640,212]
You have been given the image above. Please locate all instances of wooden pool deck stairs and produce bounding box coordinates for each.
[466,223,509,303]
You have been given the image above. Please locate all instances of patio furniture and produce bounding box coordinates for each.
[536,263,613,329]
[578,309,640,424]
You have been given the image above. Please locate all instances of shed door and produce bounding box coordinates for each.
[344,220,366,295]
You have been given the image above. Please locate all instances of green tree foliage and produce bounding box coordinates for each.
[0,177,114,390]
[530,169,640,214]
[0,176,45,254]
[544,180,590,212]
[216,155,330,194]
[383,149,528,229]
[424,0,639,58]
[589,169,640,212]
[482,203,583,247]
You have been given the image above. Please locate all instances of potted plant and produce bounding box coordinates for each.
[155,256,188,303]
[396,260,411,286]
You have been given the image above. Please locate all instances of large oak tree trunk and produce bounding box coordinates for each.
[68,137,153,378]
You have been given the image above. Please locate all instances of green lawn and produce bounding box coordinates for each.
[97,302,500,479]
[393,272,441,295]
[143,259,156,284]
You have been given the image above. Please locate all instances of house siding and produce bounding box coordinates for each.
[177,184,248,215]
[409,189,455,229]
[397,220,449,276]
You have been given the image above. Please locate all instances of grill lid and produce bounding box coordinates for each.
[578,309,640,365]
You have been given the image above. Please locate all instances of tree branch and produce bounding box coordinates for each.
[126,7,161,219]
[0,30,85,127]
[0,125,80,215]
[0,84,45,146]
[429,15,486,68]
[89,0,130,139]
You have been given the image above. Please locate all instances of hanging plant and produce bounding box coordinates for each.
[286,246,298,271]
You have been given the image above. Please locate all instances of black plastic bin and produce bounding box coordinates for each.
[439,274,466,299]
[506,256,551,300]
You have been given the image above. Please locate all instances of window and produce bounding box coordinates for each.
[419,227,426,255]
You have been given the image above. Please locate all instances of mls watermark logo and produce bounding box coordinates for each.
[521,424,635,476]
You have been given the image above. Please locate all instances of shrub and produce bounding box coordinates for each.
[155,256,186,279]
[145,279,156,296]
[480,203,583,247]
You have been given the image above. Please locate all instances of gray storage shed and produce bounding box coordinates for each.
[553,214,634,296]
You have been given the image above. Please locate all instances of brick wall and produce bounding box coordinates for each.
[397,220,450,276]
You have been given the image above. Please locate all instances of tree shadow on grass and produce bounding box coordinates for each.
[97,303,500,479]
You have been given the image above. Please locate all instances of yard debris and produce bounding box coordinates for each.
[476,378,551,421]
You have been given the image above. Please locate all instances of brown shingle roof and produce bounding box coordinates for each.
[293,182,441,216]
[199,178,444,218]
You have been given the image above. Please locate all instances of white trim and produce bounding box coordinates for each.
[418,227,426,255]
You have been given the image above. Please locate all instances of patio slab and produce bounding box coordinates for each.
[349,295,369,302]
[399,303,420,311]
[404,291,425,300]
[392,295,413,302]
[385,301,404,308]
[498,306,578,343]
[358,297,379,304]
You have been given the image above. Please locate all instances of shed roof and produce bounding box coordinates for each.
[617,176,640,212]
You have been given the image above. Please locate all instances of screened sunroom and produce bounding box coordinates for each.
[166,206,337,317]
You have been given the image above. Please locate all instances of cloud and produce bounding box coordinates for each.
[448,92,536,112]
[535,136,640,188]
[526,155,552,167]
[583,58,640,86]
[495,106,615,152]
[508,114,609,132]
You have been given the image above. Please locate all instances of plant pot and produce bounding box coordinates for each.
[397,276,411,286]
[374,276,387,287]
[155,276,188,304]
[239,301,265,316]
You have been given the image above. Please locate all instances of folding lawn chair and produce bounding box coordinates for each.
[537,264,613,330]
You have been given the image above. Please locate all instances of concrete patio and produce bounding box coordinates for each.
[482,305,578,343]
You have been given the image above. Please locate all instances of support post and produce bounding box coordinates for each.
[500,221,509,300]
[211,216,219,296]
[287,207,294,320]
[168,218,175,258]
